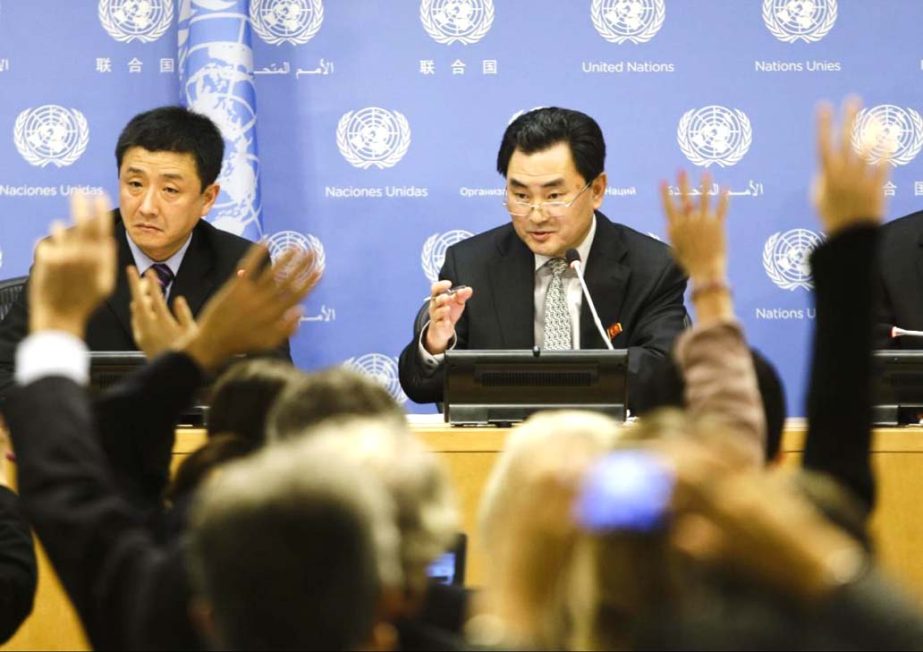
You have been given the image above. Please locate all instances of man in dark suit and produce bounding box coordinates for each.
[399,107,687,410]
[0,106,286,399]
[876,209,923,348]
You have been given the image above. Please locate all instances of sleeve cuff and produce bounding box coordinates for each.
[15,331,89,386]
[417,321,457,370]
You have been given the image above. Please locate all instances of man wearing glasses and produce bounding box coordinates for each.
[398,107,688,410]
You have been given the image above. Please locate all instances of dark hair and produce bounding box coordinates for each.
[496,107,606,183]
[268,367,405,441]
[167,434,257,503]
[633,348,787,463]
[115,106,224,190]
[206,358,304,446]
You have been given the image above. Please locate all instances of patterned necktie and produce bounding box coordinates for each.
[149,263,174,295]
[543,257,572,350]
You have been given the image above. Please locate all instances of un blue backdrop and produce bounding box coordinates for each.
[0,0,920,415]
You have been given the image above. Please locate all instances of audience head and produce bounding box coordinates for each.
[166,433,257,504]
[206,358,304,446]
[266,367,405,441]
[634,350,787,463]
[473,410,621,649]
[186,436,401,651]
[293,418,458,601]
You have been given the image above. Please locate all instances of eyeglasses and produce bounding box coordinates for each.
[503,182,593,218]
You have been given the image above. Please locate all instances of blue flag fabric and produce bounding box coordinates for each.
[177,0,262,239]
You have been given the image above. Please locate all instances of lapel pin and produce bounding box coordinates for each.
[606,322,623,340]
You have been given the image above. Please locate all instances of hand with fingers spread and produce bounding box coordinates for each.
[183,244,321,371]
[30,192,117,338]
[424,280,473,355]
[661,171,729,285]
[814,98,889,235]
[127,266,198,358]
[661,172,731,324]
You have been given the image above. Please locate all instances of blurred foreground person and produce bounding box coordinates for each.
[3,193,330,649]
[279,417,463,651]
[188,435,401,651]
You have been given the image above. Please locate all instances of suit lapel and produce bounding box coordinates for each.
[488,230,535,349]
[580,213,630,349]
[170,222,217,315]
[104,214,136,342]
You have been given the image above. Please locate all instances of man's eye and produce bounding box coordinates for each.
[514,194,530,202]
[128,181,142,189]
[163,187,179,195]
[547,193,562,201]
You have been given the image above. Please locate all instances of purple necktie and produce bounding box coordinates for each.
[149,263,174,295]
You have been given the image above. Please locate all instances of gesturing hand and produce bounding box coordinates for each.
[660,171,729,285]
[813,98,888,235]
[30,192,116,338]
[128,266,198,358]
[183,244,321,371]
[424,280,473,355]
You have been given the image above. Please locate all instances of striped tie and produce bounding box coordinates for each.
[149,263,174,295]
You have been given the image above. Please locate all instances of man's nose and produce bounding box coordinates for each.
[138,187,158,215]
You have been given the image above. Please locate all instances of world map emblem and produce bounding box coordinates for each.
[98,0,173,43]
[762,0,837,43]
[266,230,327,281]
[14,105,89,168]
[851,105,923,167]
[678,105,752,168]
[337,107,411,170]
[420,0,494,45]
[250,0,324,46]
[343,353,407,404]
[762,229,824,291]
[421,230,473,283]
[591,0,666,45]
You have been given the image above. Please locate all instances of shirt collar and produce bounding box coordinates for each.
[126,232,193,278]
[534,213,597,272]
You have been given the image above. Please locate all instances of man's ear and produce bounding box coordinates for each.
[591,172,607,210]
[200,183,221,216]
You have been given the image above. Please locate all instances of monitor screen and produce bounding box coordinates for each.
[426,533,467,586]
[872,350,923,425]
[444,349,628,425]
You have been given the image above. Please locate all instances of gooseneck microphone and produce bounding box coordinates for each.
[565,248,614,351]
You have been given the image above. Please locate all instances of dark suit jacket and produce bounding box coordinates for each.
[0,210,290,400]
[0,486,37,644]
[876,209,923,347]
[398,212,688,410]
[6,370,204,650]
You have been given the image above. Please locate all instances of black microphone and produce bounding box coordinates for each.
[565,248,614,351]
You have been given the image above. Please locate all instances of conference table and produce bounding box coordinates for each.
[4,419,923,650]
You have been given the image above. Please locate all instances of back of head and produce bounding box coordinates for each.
[267,367,405,441]
[475,410,621,648]
[633,348,787,463]
[187,437,400,651]
[115,105,224,190]
[297,418,458,596]
[496,107,605,182]
[206,358,304,446]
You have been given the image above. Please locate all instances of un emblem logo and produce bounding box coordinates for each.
[678,106,752,168]
[763,0,837,43]
[14,105,89,168]
[591,0,665,44]
[250,0,323,46]
[420,0,494,45]
[343,353,408,404]
[851,105,923,167]
[763,229,824,291]
[266,230,326,281]
[337,108,411,170]
[98,0,173,43]
[421,230,473,283]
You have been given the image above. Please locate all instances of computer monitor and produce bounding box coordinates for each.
[89,351,209,426]
[443,349,628,426]
[872,350,923,425]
